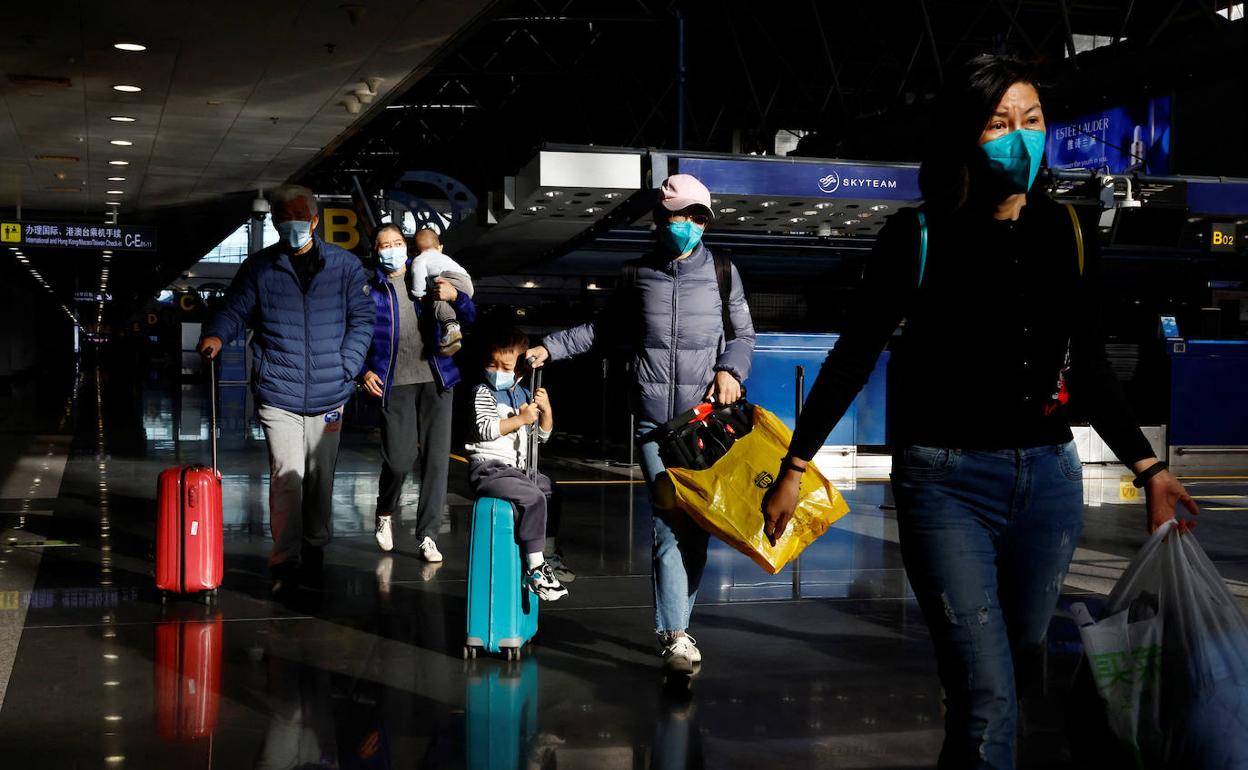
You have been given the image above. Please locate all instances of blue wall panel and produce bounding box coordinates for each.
[1169,340,1248,445]
[746,333,889,446]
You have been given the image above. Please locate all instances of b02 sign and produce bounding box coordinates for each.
[1211,223,1238,253]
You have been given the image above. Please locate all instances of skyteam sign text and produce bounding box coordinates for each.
[676,157,920,202]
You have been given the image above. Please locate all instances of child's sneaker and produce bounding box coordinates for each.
[438,321,463,357]
[526,562,568,601]
[545,552,576,583]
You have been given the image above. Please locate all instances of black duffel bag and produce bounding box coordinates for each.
[650,399,754,471]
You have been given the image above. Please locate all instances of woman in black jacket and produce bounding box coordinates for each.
[762,54,1198,769]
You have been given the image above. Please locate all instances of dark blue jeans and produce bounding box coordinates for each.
[891,443,1084,770]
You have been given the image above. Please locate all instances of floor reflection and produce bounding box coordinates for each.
[2,361,1247,768]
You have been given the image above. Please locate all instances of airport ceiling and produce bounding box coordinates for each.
[0,0,1242,326]
[305,0,1246,196]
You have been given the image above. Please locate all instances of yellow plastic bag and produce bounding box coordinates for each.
[657,405,850,574]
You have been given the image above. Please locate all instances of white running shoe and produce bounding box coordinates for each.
[375,515,394,552]
[661,633,701,674]
[419,536,444,563]
[525,562,569,601]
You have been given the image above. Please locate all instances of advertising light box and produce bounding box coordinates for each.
[1047,96,1172,175]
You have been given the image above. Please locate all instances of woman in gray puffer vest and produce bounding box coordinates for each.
[528,174,756,675]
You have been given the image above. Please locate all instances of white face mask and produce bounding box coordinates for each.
[276,220,312,250]
[486,369,515,390]
[378,246,407,272]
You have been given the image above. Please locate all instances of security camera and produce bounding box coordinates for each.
[252,194,270,220]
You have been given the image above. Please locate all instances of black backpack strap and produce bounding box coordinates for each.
[622,261,639,290]
[712,252,736,342]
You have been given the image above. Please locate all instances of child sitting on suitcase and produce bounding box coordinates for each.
[465,327,568,601]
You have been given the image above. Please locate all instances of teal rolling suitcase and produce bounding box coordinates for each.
[464,497,539,660]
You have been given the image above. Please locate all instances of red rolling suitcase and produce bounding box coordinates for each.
[154,614,223,740]
[157,360,223,601]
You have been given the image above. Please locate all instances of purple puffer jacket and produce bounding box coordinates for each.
[365,260,476,404]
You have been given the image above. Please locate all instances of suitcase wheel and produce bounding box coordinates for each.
[462,645,478,660]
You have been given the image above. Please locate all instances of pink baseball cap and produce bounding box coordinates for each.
[658,174,714,218]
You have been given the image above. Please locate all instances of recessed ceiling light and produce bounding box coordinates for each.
[109,116,136,123]
[106,201,121,206]
[108,160,128,166]
[114,42,146,52]
[109,140,132,146]
[106,176,125,181]
[105,190,124,195]
[112,84,141,93]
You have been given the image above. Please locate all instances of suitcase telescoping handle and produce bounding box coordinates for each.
[527,365,543,482]
[208,356,218,473]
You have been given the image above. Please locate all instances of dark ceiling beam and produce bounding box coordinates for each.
[810,0,849,125]
[1114,0,1136,43]
[918,0,945,88]
[995,0,1041,55]
[1057,0,1079,63]
[1147,0,1190,46]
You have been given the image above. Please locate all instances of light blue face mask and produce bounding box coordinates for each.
[275,220,313,251]
[979,128,1046,193]
[661,219,705,255]
[378,246,407,273]
[486,369,515,391]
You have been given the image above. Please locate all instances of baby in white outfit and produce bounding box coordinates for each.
[412,229,474,356]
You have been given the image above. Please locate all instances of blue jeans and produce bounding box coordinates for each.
[891,443,1084,770]
[638,421,710,636]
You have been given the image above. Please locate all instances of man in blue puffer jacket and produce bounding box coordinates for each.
[527,173,756,674]
[199,184,375,597]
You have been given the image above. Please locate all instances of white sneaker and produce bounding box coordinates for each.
[661,633,700,674]
[375,516,394,552]
[419,536,443,563]
[526,562,568,601]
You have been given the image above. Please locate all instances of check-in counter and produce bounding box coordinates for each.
[1168,339,1248,471]
[744,333,889,474]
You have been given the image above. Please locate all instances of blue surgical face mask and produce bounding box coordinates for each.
[486,369,515,391]
[276,220,313,251]
[661,219,705,255]
[979,128,1046,193]
[378,246,407,273]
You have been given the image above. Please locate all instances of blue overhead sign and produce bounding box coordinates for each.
[675,157,921,201]
[1047,96,1172,175]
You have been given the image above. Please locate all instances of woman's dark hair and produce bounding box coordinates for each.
[482,326,530,360]
[918,53,1041,216]
[373,223,405,248]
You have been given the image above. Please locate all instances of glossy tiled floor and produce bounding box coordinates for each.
[0,357,1243,769]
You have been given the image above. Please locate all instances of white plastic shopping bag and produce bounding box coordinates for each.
[1072,520,1248,769]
